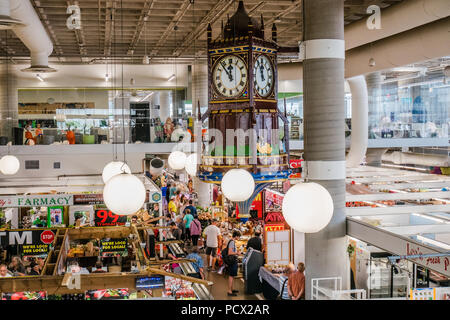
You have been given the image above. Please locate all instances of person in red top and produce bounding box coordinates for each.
[288,262,306,300]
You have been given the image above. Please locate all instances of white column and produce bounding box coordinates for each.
[192,63,208,118]
[159,90,171,123]
[195,178,212,208]
[346,76,368,167]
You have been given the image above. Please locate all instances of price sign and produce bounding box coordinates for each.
[94,210,127,227]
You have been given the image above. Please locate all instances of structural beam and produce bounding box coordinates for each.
[346,204,450,216]
[346,191,450,202]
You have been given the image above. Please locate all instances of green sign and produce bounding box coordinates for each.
[0,195,73,208]
[151,192,161,203]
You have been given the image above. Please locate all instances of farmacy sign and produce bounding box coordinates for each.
[0,195,73,208]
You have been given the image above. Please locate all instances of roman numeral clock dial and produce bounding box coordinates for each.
[213,55,247,98]
[254,55,273,97]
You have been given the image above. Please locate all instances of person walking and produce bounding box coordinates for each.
[183,208,194,244]
[203,219,222,271]
[189,214,202,248]
[224,230,241,296]
[288,262,306,300]
[186,247,205,279]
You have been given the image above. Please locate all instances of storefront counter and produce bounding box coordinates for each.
[258,266,287,300]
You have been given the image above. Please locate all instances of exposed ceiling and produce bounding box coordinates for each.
[0,0,404,64]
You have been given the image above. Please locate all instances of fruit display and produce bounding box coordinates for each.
[85,288,129,300]
[2,291,46,300]
[67,241,100,258]
[163,277,197,300]
[265,264,289,274]
[198,211,212,220]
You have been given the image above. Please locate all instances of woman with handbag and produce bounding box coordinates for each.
[224,230,241,297]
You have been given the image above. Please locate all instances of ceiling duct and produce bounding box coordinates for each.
[10,0,56,73]
[0,0,24,29]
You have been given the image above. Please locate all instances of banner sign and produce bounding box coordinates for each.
[0,195,73,208]
[74,193,150,205]
[250,192,263,219]
[94,210,127,227]
[265,189,284,206]
[100,238,127,253]
[0,229,56,255]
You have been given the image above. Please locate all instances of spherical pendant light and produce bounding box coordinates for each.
[221,169,255,202]
[185,153,198,176]
[282,182,334,233]
[168,151,187,171]
[0,155,20,175]
[102,161,131,183]
[103,173,146,216]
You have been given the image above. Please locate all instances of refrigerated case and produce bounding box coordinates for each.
[243,248,264,294]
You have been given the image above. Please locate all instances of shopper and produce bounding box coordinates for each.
[184,199,197,216]
[0,264,12,277]
[225,230,241,296]
[246,231,262,252]
[203,219,222,271]
[186,247,204,279]
[168,196,178,218]
[189,214,202,248]
[8,256,26,276]
[169,221,182,240]
[175,217,186,241]
[288,262,306,300]
[183,208,194,244]
[28,262,41,276]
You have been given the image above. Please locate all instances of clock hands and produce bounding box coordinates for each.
[259,64,265,82]
[221,61,233,82]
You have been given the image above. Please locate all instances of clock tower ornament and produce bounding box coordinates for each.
[197,1,291,212]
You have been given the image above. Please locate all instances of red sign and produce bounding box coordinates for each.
[265,224,285,232]
[289,159,303,169]
[265,211,285,223]
[250,192,263,219]
[94,210,127,227]
[265,189,284,206]
[40,230,55,244]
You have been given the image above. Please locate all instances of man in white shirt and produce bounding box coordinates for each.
[203,219,222,271]
[0,264,12,277]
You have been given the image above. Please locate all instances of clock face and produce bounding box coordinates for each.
[254,55,274,97]
[213,55,247,98]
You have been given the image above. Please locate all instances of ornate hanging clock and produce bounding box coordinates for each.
[198,0,291,187]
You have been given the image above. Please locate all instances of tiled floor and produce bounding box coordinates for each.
[201,254,260,300]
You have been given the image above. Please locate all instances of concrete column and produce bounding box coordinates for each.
[346,76,368,167]
[159,90,171,123]
[195,177,212,208]
[303,0,348,299]
[0,65,18,142]
[192,63,208,119]
[365,72,382,139]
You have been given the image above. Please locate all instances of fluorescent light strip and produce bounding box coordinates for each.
[36,74,44,82]
[416,235,450,250]
[167,74,176,81]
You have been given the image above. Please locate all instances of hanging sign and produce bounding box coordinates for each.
[250,192,263,219]
[150,192,162,203]
[94,210,127,227]
[0,195,73,208]
[264,224,285,232]
[100,238,128,253]
[0,229,56,256]
[73,194,104,205]
[66,5,81,30]
[265,189,284,206]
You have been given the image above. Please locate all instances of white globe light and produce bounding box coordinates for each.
[102,161,131,183]
[0,155,20,175]
[103,173,146,216]
[168,151,187,170]
[185,153,198,176]
[221,169,255,202]
[282,182,334,233]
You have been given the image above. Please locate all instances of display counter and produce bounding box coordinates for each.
[258,266,288,300]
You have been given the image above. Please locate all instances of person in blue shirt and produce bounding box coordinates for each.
[186,247,204,279]
[183,199,197,217]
